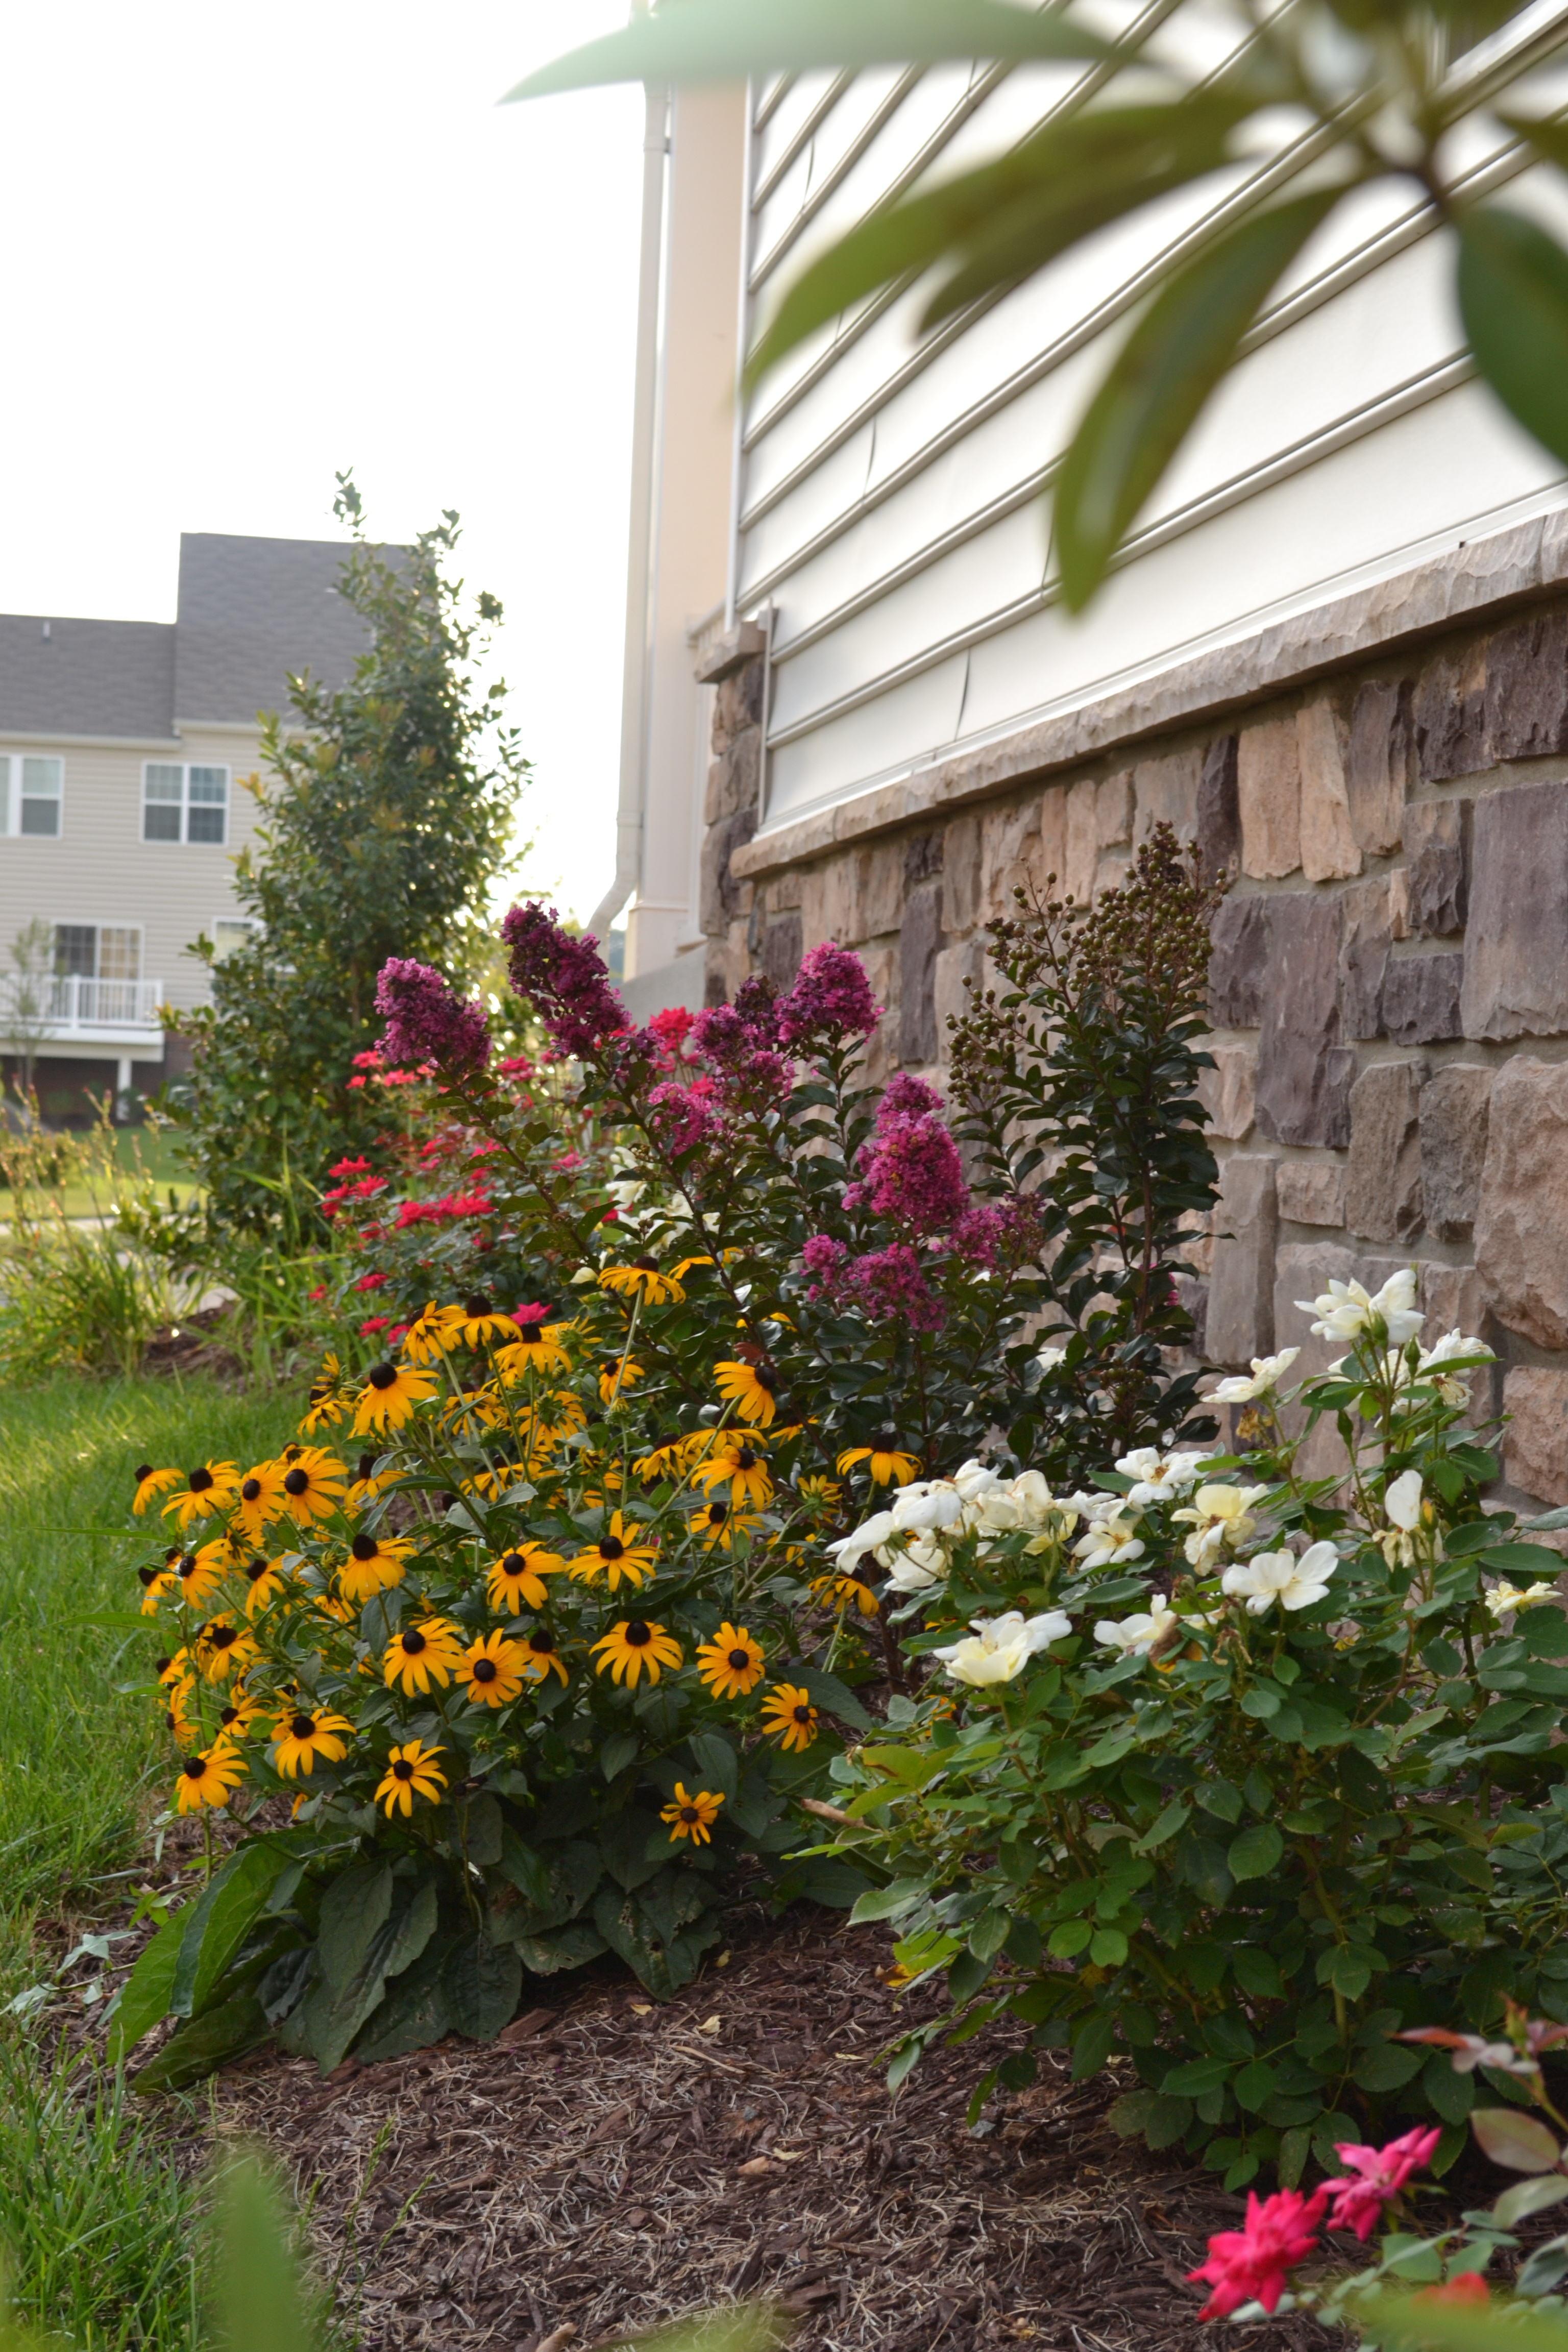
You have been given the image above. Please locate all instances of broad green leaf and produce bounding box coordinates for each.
[1108,2086,1192,2145]
[316,1860,392,1993]
[749,96,1253,381]
[133,1992,271,2094]
[794,1662,876,1733]
[1133,1797,1189,1852]
[1459,204,1568,469]
[1054,190,1340,611]
[1469,2104,1562,2171]
[1162,2052,1234,2094]
[445,1938,522,2042]
[848,1875,930,1924]
[505,0,1113,103]
[170,1842,298,2021]
[1492,2173,1568,2227]
[1088,1927,1129,1966]
[968,1907,1012,1962]
[1048,1918,1093,1958]
[1227,1822,1284,1881]
[107,1909,185,2060]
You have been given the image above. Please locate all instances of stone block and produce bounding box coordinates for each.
[1476,1057,1568,1350]
[1383,954,1463,1046]
[1413,640,1488,782]
[704,919,750,1007]
[800,856,851,952]
[1484,609,1568,762]
[695,622,767,688]
[1064,778,1099,906]
[704,727,759,825]
[942,812,982,935]
[1209,894,1269,1028]
[1095,849,1132,900]
[1198,734,1241,883]
[1346,676,1414,856]
[1503,1367,1568,1507]
[1403,798,1469,937]
[1419,1261,1489,1342]
[1420,1063,1493,1242]
[1256,894,1354,1147]
[1038,783,1067,899]
[760,912,802,996]
[1460,780,1568,1040]
[1273,1240,1362,1481]
[1338,876,1392,1041]
[899,880,943,1067]
[1238,717,1302,879]
[713,658,764,742]
[1345,1059,1426,1243]
[1098,771,1133,847]
[859,942,898,1089]
[1133,749,1202,850]
[980,797,1043,921]
[904,829,943,887]
[1277,1160,1346,1227]
[1206,1154,1279,1367]
[850,837,906,943]
[1197,1041,1257,1140]
[933,936,986,1066]
[700,808,756,935]
[1297,697,1362,882]
[770,865,803,913]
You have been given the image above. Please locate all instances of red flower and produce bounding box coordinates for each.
[307,1284,328,1302]
[329,1155,372,1179]
[1414,2274,1489,2307]
[359,1316,392,1336]
[1322,2126,1441,2241]
[1187,2187,1327,2320]
[347,1076,366,1090]
[352,1271,387,1293]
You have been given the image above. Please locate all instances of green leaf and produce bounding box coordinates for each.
[1054,191,1340,611]
[1233,2060,1277,2113]
[505,0,1112,103]
[1459,204,1568,469]
[316,1860,392,1993]
[793,1663,876,1734]
[1133,1798,1190,1853]
[1470,2105,1562,2172]
[599,1731,640,1784]
[1228,1823,1284,1882]
[107,1910,185,2060]
[1493,2174,1568,2228]
[1478,1542,1567,1575]
[1048,1919,1093,1959]
[1108,2087,1193,2147]
[1162,2053,1234,2095]
[1425,2051,1476,2124]
[848,1876,930,1925]
[1089,1927,1129,1967]
[133,1992,270,2094]
[968,1908,1012,1963]
[170,1842,299,2021]
[1070,2010,1117,2080]
[445,1938,522,2042]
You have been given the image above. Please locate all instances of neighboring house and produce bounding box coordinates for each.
[611,42,1568,1513]
[0,532,367,1121]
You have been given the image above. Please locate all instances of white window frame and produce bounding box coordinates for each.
[209,914,260,963]
[142,760,229,846]
[0,750,65,839]
[51,921,144,982]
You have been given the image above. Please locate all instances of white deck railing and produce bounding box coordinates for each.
[0,975,165,1035]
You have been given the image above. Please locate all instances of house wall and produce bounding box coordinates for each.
[699,521,1568,1515]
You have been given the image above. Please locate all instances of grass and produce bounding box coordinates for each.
[0,1371,290,1981]
[0,1126,198,1226]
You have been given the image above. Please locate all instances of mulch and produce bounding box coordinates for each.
[208,1909,1344,2352]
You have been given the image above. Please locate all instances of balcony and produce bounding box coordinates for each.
[0,974,166,1046]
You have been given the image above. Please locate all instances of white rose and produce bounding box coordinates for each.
[1221,1540,1338,1615]
[934,1609,1072,1686]
[1093,1596,1178,1656]
[1205,1349,1301,1404]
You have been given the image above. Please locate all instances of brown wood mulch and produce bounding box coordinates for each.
[208,1912,1341,2352]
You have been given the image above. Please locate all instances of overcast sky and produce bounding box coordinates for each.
[0,1,643,924]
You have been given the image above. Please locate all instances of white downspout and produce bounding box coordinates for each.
[591,70,669,945]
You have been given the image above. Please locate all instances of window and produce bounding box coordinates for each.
[210,918,258,962]
[143,762,228,845]
[0,752,63,837]
[54,924,141,981]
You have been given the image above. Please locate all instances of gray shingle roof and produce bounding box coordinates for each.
[0,532,371,741]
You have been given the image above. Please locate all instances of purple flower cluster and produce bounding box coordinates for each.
[801,1234,945,1332]
[774,943,881,1047]
[950,1196,1041,1270]
[692,992,789,1108]
[648,1077,720,1158]
[374,958,491,1073]
[501,901,627,1060]
[848,1071,970,1234]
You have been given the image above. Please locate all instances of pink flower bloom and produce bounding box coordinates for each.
[1186,2187,1328,2321]
[307,1285,328,1302]
[359,1316,392,1336]
[774,943,880,1047]
[347,1075,366,1090]
[1322,2127,1441,2241]
[375,958,491,1072]
[649,1079,719,1157]
[501,901,627,1059]
[649,1006,694,1052]
[329,1155,373,1179]
[513,1302,550,1325]
[352,1272,387,1293]
[853,1082,969,1234]
[801,1234,850,1301]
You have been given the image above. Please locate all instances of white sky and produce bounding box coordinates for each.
[0,1,643,924]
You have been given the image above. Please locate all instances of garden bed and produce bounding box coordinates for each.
[210,1913,1331,2352]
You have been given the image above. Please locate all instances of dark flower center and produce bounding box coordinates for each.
[138,1566,157,1588]
[529,1631,555,1654]
[183,1757,207,1780]
[756,1367,778,1393]
[220,1705,240,1727]
[290,1713,316,1741]
[792,1705,812,1724]
[679,1807,699,1824]
[393,1759,414,1781]
[709,1502,729,1525]
[211,1628,238,1651]
[308,1383,328,1405]
[402,1631,427,1655]
[625,1622,652,1647]
[155,1657,172,1676]
[473,1658,498,1683]
[727,1649,750,1672]
[368,1362,398,1390]
[502,1552,527,1575]
[351,1534,379,1562]
[134,1463,153,1484]
[357,1455,376,1481]
[600,1536,625,1561]
[188,1467,213,1492]
[283,1468,309,1497]
[633,1257,658,1273]
[246,1559,269,1582]
[516,1324,542,1342]
[178,1556,199,1579]
[736,1449,757,1470]
[465,1294,492,1317]
[241,1478,263,1502]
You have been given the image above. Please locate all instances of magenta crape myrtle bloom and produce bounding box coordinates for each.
[375,958,490,1072]
[501,901,627,1059]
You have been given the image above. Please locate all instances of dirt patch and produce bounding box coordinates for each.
[212,1912,1340,2352]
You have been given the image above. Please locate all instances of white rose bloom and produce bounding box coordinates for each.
[1036,1344,1068,1374]
[1094,1596,1179,1655]
[934,1609,1072,1686]
[884,1533,950,1594]
[1372,1267,1425,1345]
[827,1510,897,1572]
[1009,1469,1058,1526]
[1384,1469,1425,1532]
[1416,1329,1493,1407]
[1073,1512,1146,1571]
[1296,1270,1424,1346]
[1486,1578,1558,1619]
[1221,1540,1338,1615]
[1205,1349,1301,1404]
[1118,1448,1213,1507]
[889,1481,964,1535]
[1173,1482,1269,1567]
[951,1458,1004,1502]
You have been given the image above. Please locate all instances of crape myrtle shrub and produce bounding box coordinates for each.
[170,478,526,1237]
[813,1287,1568,2195]
[110,853,1220,2081]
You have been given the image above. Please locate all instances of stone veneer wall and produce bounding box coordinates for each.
[695,590,1568,1514]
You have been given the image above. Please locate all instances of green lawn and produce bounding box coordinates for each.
[0,1371,291,1974]
[0,1124,200,1225]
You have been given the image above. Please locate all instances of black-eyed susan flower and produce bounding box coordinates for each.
[133,1464,182,1515]
[195,1619,259,1684]
[383,1618,464,1696]
[695,1622,766,1699]
[217,1692,266,1738]
[760,1682,819,1752]
[401,1303,464,1365]
[242,1556,289,1615]
[271,1705,353,1777]
[301,1353,349,1434]
[633,1433,684,1480]
[233,1459,287,1538]
[660,1783,724,1845]
[517,1625,569,1684]
[162,1461,241,1532]
[155,1647,192,1690]
[454,1293,518,1348]
[568,1512,659,1593]
[495,1322,573,1383]
[338,1528,412,1602]
[164,1687,198,1744]
[174,1544,229,1611]
[137,1562,176,1615]
[836,1439,920,1486]
[376,1739,447,1817]
[714,1360,780,1427]
[809,1569,879,1618]
[486,1546,561,1613]
[692,1435,773,1509]
[276,1446,348,1528]
[600,1257,684,1306]
[174,1741,247,1814]
[795,1474,844,1515]
[691,1499,760,1552]
[346,1452,395,1510]
[591,1618,682,1687]
[670,1255,715,1282]
[460,1630,528,1708]
[598,1355,645,1406]
[354,1360,438,1435]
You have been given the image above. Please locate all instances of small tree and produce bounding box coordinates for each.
[1,917,56,1104]
[172,479,528,1233]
